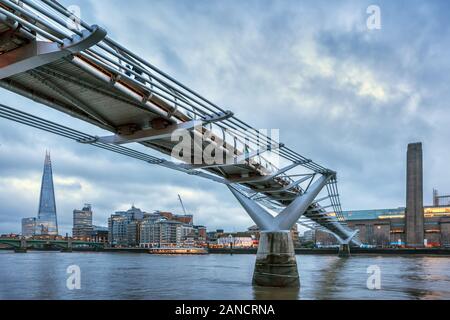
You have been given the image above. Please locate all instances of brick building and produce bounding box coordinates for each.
[315,206,450,247]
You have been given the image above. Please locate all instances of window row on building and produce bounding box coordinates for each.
[307,206,450,248]
[108,206,205,248]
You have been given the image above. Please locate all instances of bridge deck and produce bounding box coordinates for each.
[0,0,358,243]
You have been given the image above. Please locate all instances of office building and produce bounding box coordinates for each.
[91,226,108,243]
[301,230,315,243]
[21,217,37,237]
[36,151,58,235]
[158,211,193,225]
[126,220,141,247]
[108,205,145,246]
[195,225,207,243]
[140,218,182,248]
[108,214,129,246]
[108,207,201,247]
[72,204,93,238]
[206,229,224,243]
[181,224,196,246]
[433,189,450,207]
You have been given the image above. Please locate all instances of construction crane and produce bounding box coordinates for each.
[178,194,188,216]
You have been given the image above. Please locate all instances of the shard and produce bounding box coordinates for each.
[36,151,58,235]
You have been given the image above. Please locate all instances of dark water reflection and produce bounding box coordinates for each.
[0,251,449,300]
[253,286,300,300]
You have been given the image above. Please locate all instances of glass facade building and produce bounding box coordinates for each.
[36,152,58,236]
[21,217,37,237]
[108,207,195,247]
[72,204,93,238]
[108,206,144,246]
[108,214,129,246]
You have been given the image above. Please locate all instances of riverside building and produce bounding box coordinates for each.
[21,217,37,237]
[315,206,450,247]
[108,206,198,247]
[72,204,93,238]
[140,218,182,248]
[315,143,450,248]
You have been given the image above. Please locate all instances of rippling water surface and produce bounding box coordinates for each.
[1,251,449,300]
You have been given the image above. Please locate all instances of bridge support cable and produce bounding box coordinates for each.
[0,103,227,184]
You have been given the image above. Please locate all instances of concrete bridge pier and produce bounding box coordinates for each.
[253,231,299,287]
[338,243,350,257]
[228,175,332,288]
[335,230,359,258]
[14,237,27,253]
[61,237,73,252]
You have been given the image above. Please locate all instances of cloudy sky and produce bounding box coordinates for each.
[1,0,450,235]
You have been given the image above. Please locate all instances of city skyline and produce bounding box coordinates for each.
[15,150,216,236]
[1,0,450,236]
[20,151,220,238]
[7,145,449,238]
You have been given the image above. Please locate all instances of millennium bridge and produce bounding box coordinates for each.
[0,0,360,287]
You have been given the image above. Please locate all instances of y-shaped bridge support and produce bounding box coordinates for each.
[335,230,359,257]
[228,174,332,287]
[318,227,359,257]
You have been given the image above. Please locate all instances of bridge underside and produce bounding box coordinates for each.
[0,0,360,287]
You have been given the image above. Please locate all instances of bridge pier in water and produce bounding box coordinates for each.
[338,244,351,257]
[14,238,27,253]
[228,175,334,287]
[333,230,359,258]
[253,231,299,287]
[61,237,73,252]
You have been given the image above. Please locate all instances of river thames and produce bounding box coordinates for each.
[1,251,449,300]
